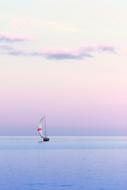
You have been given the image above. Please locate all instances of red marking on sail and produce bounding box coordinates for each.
[37,128,43,132]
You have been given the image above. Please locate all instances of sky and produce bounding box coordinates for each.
[0,0,127,135]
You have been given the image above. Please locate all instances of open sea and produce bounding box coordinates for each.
[0,136,127,190]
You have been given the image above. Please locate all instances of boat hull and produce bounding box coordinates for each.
[43,137,50,142]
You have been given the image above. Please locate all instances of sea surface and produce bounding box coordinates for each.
[0,136,127,190]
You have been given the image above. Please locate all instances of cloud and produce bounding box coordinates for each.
[97,45,116,53]
[45,51,92,60]
[0,34,29,43]
[80,45,116,54]
[0,46,94,59]
[0,44,116,60]
[45,46,116,60]
[0,45,15,51]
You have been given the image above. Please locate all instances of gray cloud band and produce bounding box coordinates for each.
[0,35,28,43]
[0,45,116,60]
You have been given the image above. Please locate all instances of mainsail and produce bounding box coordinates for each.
[37,116,50,141]
[37,117,45,138]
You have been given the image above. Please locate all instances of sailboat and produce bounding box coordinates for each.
[37,116,50,142]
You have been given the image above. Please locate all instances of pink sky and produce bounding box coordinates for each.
[0,0,127,135]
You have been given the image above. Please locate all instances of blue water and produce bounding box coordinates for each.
[0,136,127,190]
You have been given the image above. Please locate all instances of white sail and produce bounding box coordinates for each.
[37,115,50,141]
[37,117,45,138]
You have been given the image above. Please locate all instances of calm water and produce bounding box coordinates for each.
[0,136,127,190]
